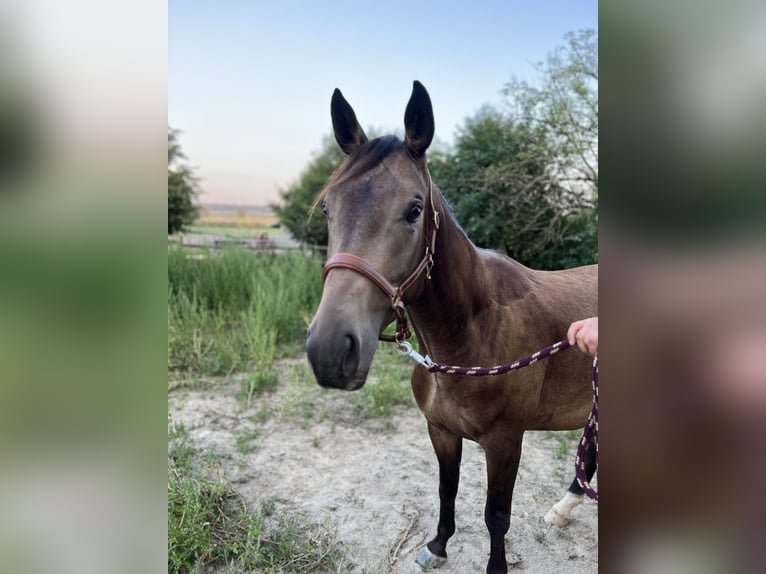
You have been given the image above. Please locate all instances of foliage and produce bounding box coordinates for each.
[430,108,596,269]
[167,248,323,378]
[168,128,199,235]
[272,135,345,247]
[530,208,598,270]
[429,30,598,270]
[503,29,598,195]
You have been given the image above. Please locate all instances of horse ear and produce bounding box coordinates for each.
[404,81,434,158]
[331,88,368,155]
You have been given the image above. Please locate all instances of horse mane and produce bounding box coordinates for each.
[312,136,404,210]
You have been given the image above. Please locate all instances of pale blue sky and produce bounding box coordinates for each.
[169,1,597,205]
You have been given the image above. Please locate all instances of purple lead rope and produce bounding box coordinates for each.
[425,338,574,376]
[397,338,599,500]
[575,354,598,500]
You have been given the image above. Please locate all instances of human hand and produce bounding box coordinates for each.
[568,317,598,357]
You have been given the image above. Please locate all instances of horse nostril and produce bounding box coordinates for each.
[341,334,359,378]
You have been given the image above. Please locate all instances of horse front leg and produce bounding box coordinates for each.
[416,423,462,569]
[483,431,523,574]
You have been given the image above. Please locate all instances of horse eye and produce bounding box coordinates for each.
[321,200,328,217]
[406,203,423,223]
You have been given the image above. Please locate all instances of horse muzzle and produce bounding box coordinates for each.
[306,323,372,391]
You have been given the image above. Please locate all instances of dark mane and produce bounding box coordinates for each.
[313,136,404,208]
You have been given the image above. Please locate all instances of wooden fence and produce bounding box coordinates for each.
[168,233,327,254]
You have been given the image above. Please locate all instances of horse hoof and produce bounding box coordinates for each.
[416,547,447,569]
[544,508,570,527]
[544,492,583,527]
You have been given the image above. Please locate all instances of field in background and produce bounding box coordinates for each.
[175,204,306,252]
[191,204,280,237]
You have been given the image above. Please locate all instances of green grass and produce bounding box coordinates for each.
[544,429,581,460]
[275,344,415,429]
[354,344,415,421]
[240,366,279,407]
[168,421,347,573]
[235,430,260,454]
[168,248,323,379]
[252,405,272,423]
[167,245,417,426]
[280,363,320,425]
[279,343,415,430]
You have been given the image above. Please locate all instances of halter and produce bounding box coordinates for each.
[321,170,439,343]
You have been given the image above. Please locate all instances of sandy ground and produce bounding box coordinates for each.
[168,357,597,573]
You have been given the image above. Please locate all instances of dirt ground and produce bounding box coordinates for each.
[168,357,598,573]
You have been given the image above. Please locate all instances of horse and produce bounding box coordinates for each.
[306,81,597,574]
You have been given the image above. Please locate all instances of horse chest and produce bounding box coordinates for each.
[412,370,505,441]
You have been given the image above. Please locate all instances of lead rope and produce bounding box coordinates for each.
[397,338,599,500]
[575,353,598,500]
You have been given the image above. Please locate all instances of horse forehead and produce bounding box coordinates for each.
[379,152,426,188]
[329,157,422,249]
[332,151,422,202]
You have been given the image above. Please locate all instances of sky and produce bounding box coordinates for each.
[169,1,597,206]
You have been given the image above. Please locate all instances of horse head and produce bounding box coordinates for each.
[306,81,436,390]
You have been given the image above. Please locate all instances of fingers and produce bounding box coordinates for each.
[581,325,598,356]
[567,321,583,346]
[568,317,598,357]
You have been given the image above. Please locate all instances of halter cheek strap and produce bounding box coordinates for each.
[322,170,439,342]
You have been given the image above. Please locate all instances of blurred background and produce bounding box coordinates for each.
[601,2,766,573]
[0,1,166,573]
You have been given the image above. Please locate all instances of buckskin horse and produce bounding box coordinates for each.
[306,81,597,574]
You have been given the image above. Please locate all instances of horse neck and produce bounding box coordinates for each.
[408,193,483,356]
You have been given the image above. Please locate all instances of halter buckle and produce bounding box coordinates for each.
[425,249,435,280]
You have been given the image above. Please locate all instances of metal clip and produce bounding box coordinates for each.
[397,341,433,369]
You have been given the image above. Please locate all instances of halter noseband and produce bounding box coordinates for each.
[321,171,439,343]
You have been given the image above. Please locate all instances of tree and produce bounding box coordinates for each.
[272,135,345,247]
[168,128,199,235]
[428,30,598,270]
[430,107,595,269]
[503,28,598,196]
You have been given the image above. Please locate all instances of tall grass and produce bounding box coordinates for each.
[168,248,323,377]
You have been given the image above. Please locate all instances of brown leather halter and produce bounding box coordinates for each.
[321,170,439,343]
